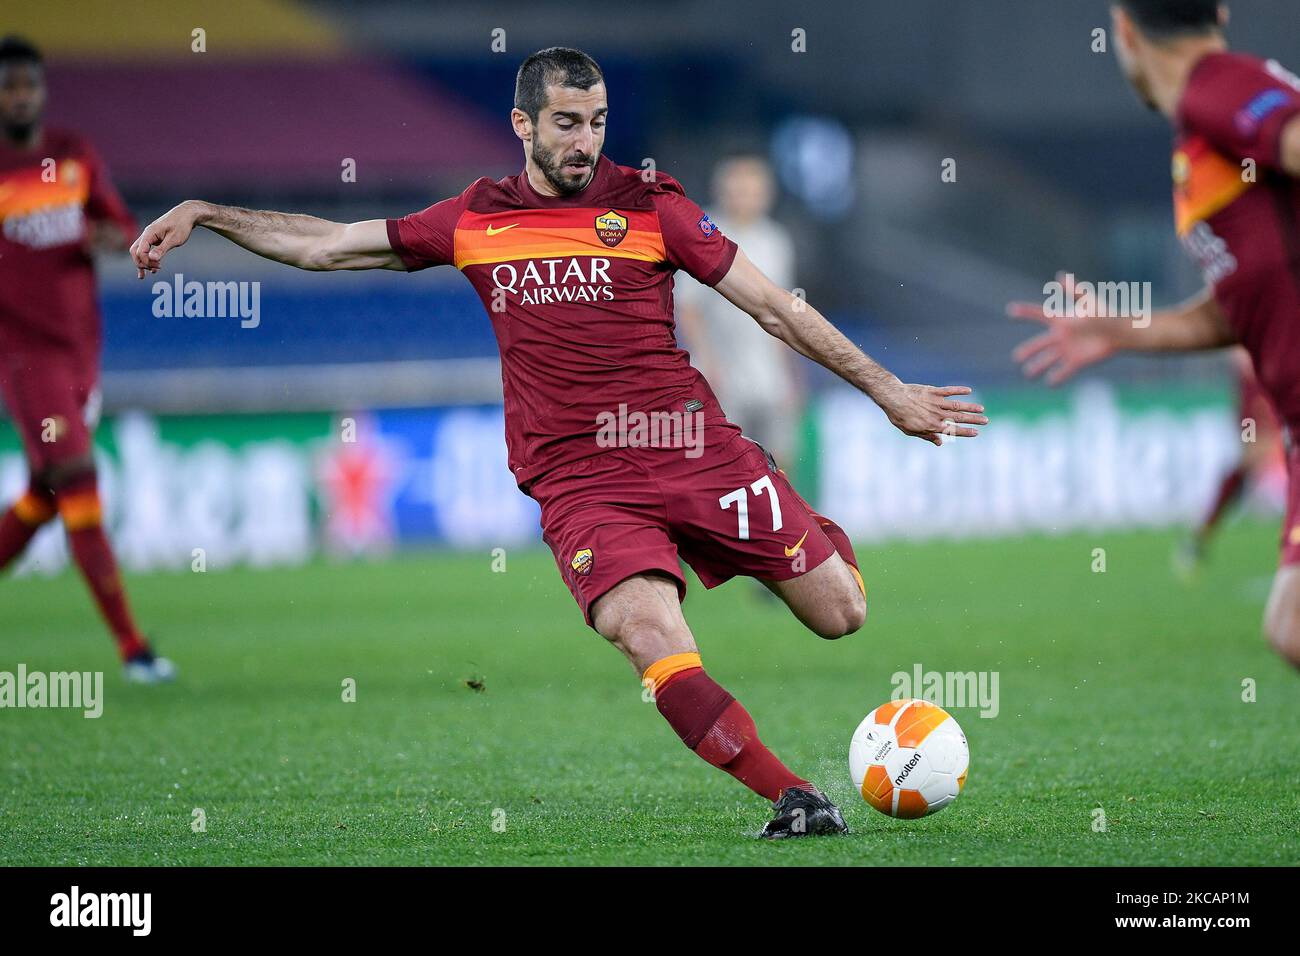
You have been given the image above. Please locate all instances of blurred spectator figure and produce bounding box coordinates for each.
[677,154,804,475]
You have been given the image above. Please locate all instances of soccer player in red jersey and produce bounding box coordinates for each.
[1009,1,1300,670]
[131,48,986,836]
[0,37,173,683]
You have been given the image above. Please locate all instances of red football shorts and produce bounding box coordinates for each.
[0,349,99,474]
[528,427,840,626]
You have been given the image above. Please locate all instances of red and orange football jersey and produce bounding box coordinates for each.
[387,156,739,486]
[1173,52,1300,431]
[0,128,136,370]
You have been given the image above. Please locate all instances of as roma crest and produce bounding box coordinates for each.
[570,548,594,576]
[594,210,628,247]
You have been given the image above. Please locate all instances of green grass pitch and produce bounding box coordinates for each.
[2,522,1298,866]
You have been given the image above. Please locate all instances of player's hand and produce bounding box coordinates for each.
[1007,271,1117,386]
[878,382,986,446]
[130,201,204,278]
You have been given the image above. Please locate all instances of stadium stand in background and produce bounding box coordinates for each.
[3,0,1296,566]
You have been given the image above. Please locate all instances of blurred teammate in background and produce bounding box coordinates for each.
[1009,1,1300,670]
[130,47,985,836]
[0,37,173,682]
[1174,348,1284,578]
[676,155,805,478]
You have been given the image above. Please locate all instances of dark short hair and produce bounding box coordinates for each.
[0,35,43,68]
[514,47,604,122]
[1117,0,1222,39]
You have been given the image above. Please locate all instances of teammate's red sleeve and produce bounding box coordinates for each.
[83,142,137,238]
[1180,54,1300,171]
[385,189,474,271]
[654,190,738,287]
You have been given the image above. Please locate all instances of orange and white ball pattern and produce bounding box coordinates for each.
[849,699,969,818]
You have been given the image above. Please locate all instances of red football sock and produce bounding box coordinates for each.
[55,474,147,661]
[0,484,57,571]
[644,652,809,802]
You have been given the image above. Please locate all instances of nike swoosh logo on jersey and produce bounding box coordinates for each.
[486,223,520,236]
[784,529,809,557]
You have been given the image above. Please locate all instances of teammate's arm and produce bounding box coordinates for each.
[1008,285,1237,386]
[130,199,404,278]
[713,248,986,445]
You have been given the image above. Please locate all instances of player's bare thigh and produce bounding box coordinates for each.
[1263,564,1300,668]
[591,572,698,674]
[762,552,866,640]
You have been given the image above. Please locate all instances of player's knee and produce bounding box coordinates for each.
[813,580,867,640]
[1264,610,1300,669]
[593,594,681,657]
[845,588,868,634]
[605,613,688,668]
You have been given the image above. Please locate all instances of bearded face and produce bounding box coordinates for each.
[530,135,598,196]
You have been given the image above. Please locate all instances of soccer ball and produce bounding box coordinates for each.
[849,698,969,818]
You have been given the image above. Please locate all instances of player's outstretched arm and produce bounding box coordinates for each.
[713,248,986,445]
[1007,279,1237,387]
[130,199,404,278]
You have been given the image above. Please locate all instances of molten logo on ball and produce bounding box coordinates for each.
[849,698,969,818]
